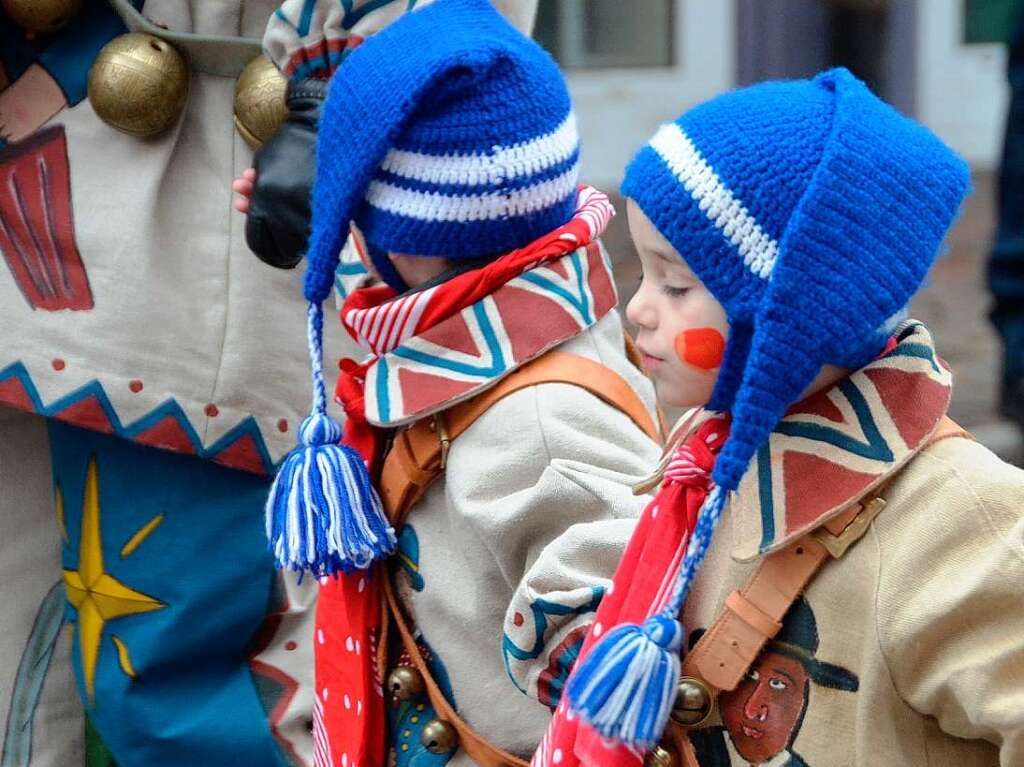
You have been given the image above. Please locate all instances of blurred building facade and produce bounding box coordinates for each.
[535,0,1009,189]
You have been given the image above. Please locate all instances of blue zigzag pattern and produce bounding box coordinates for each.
[501,586,603,696]
[374,250,597,422]
[0,362,275,474]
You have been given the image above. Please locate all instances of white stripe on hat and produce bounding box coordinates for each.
[649,123,777,279]
[380,112,579,187]
[365,164,579,223]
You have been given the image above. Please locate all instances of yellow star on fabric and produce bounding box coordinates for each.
[63,457,166,704]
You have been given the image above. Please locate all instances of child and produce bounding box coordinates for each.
[263,1,662,766]
[544,68,1024,767]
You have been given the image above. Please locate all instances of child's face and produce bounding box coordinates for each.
[625,199,729,409]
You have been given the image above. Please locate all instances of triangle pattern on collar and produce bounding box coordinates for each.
[730,322,952,561]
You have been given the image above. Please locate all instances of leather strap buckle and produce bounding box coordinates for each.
[431,415,451,470]
[812,496,887,558]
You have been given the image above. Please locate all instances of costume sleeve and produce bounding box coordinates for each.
[442,378,661,710]
[35,0,131,106]
[263,0,537,80]
[875,438,1024,766]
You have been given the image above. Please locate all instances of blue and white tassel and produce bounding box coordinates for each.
[566,485,727,749]
[265,302,397,576]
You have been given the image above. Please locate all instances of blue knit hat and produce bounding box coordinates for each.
[265,0,580,577]
[567,68,969,749]
[305,0,579,296]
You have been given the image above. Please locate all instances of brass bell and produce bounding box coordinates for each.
[670,676,714,727]
[88,33,188,138]
[1,0,81,34]
[234,55,288,148]
[420,718,458,755]
[387,665,425,702]
[644,746,675,767]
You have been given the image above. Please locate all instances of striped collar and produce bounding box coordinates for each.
[727,322,952,561]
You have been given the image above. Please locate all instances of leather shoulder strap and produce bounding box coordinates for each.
[384,578,529,767]
[684,415,970,692]
[665,416,973,766]
[379,349,660,527]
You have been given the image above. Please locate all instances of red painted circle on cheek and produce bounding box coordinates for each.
[674,328,725,371]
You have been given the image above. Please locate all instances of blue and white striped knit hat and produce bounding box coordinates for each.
[265,0,580,578]
[304,0,579,296]
[567,68,970,750]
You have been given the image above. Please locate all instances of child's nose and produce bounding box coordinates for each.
[625,284,655,329]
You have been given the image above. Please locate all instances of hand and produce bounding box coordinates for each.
[232,167,256,213]
[239,78,326,269]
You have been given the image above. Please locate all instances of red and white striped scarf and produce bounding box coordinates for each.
[340,185,614,357]
[532,414,729,767]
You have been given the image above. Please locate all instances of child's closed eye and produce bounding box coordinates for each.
[661,284,690,297]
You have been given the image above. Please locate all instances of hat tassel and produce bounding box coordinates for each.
[566,486,726,749]
[265,302,396,576]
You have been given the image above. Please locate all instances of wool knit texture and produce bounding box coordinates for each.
[621,67,970,495]
[304,0,579,299]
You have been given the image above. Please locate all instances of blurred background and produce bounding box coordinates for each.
[531,0,1024,462]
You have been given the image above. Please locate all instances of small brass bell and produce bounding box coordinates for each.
[670,676,714,727]
[234,55,288,148]
[1,0,81,34]
[644,746,675,767]
[420,718,458,755]
[88,33,188,138]
[387,665,425,702]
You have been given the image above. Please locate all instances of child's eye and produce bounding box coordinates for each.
[661,285,689,297]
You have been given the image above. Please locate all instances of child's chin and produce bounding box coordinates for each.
[654,382,705,411]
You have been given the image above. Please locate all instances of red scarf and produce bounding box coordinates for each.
[313,188,614,767]
[533,415,729,767]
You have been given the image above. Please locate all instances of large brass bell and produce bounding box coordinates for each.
[420,719,458,755]
[1,0,81,34]
[644,746,675,767]
[234,55,288,148]
[88,33,188,138]
[387,665,425,702]
[670,676,714,727]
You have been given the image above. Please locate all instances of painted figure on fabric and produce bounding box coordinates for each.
[0,0,138,311]
[692,599,859,767]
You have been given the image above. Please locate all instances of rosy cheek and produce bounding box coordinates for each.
[674,327,725,371]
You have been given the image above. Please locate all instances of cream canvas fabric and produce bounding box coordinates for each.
[393,311,662,765]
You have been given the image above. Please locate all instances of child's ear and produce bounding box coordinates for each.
[348,223,382,281]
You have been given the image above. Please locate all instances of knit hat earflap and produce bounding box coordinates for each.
[567,68,969,749]
[266,0,580,576]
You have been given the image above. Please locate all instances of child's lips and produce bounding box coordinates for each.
[638,348,663,370]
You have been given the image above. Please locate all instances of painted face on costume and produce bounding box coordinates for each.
[720,651,809,764]
[624,199,729,409]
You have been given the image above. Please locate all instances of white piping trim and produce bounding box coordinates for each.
[649,123,778,279]
[379,112,579,187]
[365,164,579,223]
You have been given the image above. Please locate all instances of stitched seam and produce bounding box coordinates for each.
[872,523,933,766]
[205,116,237,445]
[531,384,554,466]
[916,446,1024,565]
